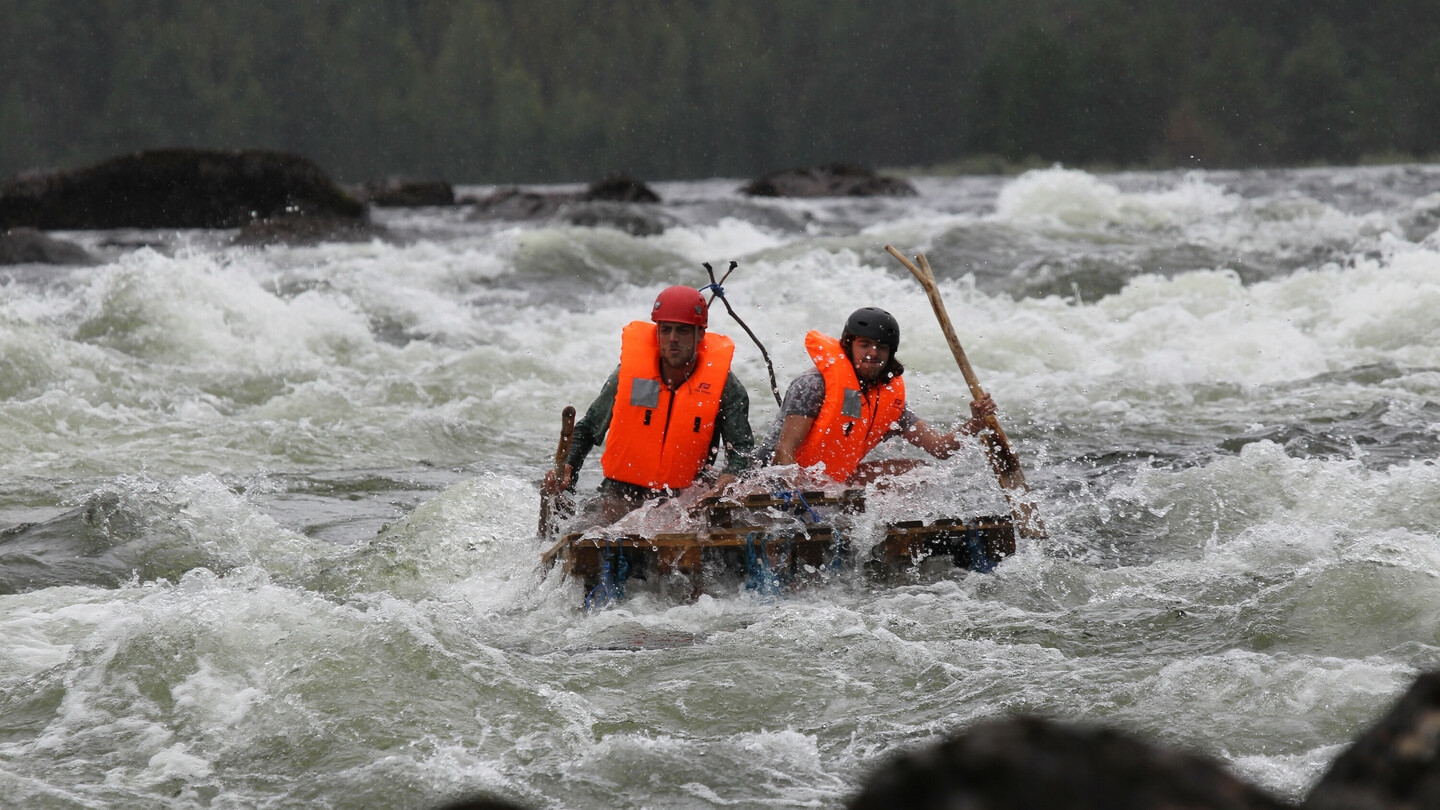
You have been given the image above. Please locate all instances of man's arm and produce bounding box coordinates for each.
[771,415,815,465]
[769,371,825,465]
[715,372,754,477]
[543,368,619,494]
[901,393,996,459]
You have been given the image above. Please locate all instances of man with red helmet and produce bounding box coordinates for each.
[544,285,754,526]
[760,306,997,485]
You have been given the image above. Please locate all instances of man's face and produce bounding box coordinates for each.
[657,321,701,370]
[849,336,891,381]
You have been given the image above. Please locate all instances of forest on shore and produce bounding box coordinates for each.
[3,0,1438,184]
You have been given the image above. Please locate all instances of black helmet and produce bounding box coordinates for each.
[842,307,900,350]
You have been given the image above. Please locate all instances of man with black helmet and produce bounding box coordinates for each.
[760,306,996,485]
[544,285,755,526]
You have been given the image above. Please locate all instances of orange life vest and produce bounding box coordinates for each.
[602,321,735,490]
[793,331,906,482]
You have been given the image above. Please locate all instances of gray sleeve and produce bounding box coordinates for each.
[756,370,825,464]
[779,370,825,418]
[884,404,921,440]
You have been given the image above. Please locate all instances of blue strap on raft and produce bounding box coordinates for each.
[964,520,995,573]
[744,530,787,595]
[828,527,847,572]
[775,488,845,572]
[585,538,630,610]
[772,489,821,524]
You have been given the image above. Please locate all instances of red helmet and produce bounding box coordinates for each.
[651,285,707,327]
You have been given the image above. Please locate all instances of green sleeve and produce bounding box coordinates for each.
[716,372,754,476]
[565,368,620,477]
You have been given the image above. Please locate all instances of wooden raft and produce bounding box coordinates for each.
[544,525,841,598]
[873,515,1016,572]
[540,490,1016,604]
[702,489,865,527]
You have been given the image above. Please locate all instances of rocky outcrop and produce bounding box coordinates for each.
[357,176,456,207]
[740,164,917,197]
[846,716,1290,810]
[0,228,95,265]
[0,148,366,230]
[1303,672,1440,810]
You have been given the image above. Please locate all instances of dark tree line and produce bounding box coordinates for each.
[2,0,1437,184]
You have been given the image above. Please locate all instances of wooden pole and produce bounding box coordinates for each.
[538,405,577,539]
[884,245,1046,538]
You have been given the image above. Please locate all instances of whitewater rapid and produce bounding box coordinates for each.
[2,165,1439,808]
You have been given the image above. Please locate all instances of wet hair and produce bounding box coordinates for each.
[840,333,904,389]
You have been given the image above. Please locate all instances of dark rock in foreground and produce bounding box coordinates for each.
[357,176,456,207]
[847,717,1290,810]
[1303,672,1440,810]
[0,228,95,265]
[740,163,917,197]
[0,148,366,230]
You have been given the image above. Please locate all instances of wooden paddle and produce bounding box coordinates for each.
[538,405,577,539]
[884,245,1047,538]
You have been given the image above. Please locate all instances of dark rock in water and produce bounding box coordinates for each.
[357,176,456,207]
[846,717,1290,810]
[558,201,672,236]
[231,214,392,247]
[0,148,366,230]
[1303,672,1440,810]
[580,174,661,203]
[0,227,95,265]
[740,163,917,197]
[467,187,568,220]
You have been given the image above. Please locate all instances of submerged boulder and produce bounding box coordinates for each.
[581,174,661,203]
[357,176,456,207]
[0,492,158,594]
[847,717,1290,810]
[467,187,567,220]
[740,163,917,197]
[231,214,392,247]
[467,174,667,233]
[557,201,671,236]
[0,228,95,265]
[1303,672,1440,810]
[0,148,366,230]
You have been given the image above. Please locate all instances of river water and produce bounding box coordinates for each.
[2,165,1439,808]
